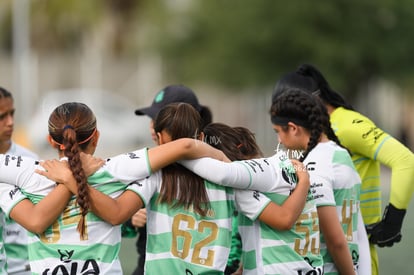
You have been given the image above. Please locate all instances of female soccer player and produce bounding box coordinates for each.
[273,63,413,274]
[270,89,363,274]
[201,122,320,275]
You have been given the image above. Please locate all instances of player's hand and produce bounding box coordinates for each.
[367,203,406,247]
[36,159,79,194]
[36,159,72,184]
[80,152,105,176]
[290,159,310,189]
[131,208,147,228]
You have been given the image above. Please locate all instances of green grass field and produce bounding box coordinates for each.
[119,168,414,274]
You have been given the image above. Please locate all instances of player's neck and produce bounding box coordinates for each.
[325,104,336,115]
[0,140,11,154]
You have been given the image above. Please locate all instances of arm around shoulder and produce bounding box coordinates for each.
[10,184,72,234]
[258,160,310,230]
[148,138,227,172]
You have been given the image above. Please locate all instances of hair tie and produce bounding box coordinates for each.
[237,143,243,149]
[78,128,97,145]
[52,127,97,151]
[63,125,74,131]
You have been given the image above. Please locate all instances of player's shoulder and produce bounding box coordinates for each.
[106,148,148,163]
[9,142,39,159]
[332,107,376,126]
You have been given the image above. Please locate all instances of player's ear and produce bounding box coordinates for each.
[287,122,298,132]
[91,129,100,147]
[156,131,164,145]
[47,135,57,148]
[198,131,205,141]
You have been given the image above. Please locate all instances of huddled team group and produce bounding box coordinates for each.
[0,63,413,275]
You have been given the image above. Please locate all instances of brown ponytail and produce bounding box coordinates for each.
[48,102,97,240]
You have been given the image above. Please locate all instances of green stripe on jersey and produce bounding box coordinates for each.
[27,242,119,263]
[333,149,355,168]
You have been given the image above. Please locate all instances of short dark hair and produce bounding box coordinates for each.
[0,87,12,99]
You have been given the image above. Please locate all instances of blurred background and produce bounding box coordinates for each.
[1,0,413,273]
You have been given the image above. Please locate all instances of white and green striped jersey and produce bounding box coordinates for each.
[0,148,151,275]
[238,198,322,275]
[180,152,324,274]
[3,142,38,275]
[127,171,238,274]
[0,161,30,275]
[0,212,6,275]
[305,141,362,274]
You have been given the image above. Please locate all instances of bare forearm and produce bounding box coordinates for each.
[261,182,309,230]
[182,138,227,161]
[10,184,71,233]
[319,206,355,275]
[87,187,142,225]
[326,241,355,275]
[58,175,130,224]
[281,178,309,227]
[148,138,227,172]
[35,184,72,228]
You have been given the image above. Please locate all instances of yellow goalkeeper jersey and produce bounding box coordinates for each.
[330,107,414,226]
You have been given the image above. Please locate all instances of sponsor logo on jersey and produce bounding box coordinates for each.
[296,266,323,275]
[252,190,261,201]
[127,152,141,159]
[58,249,74,263]
[308,182,324,201]
[41,250,100,275]
[41,260,100,275]
[281,167,297,186]
[351,249,359,268]
[8,185,21,200]
[306,162,316,171]
[361,126,385,143]
[129,180,143,187]
[4,155,23,167]
[5,229,20,237]
[243,159,265,174]
[275,150,298,185]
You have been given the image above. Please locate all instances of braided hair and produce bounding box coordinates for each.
[48,102,97,240]
[270,88,344,161]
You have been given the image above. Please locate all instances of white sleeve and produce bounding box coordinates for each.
[235,189,271,220]
[179,158,252,189]
[104,148,152,182]
[0,154,39,189]
[357,209,371,275]
[179,152,292,192]
[126,172,160,207]
[0,183,27,217]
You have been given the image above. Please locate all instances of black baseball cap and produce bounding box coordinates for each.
[135,84,203,119]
